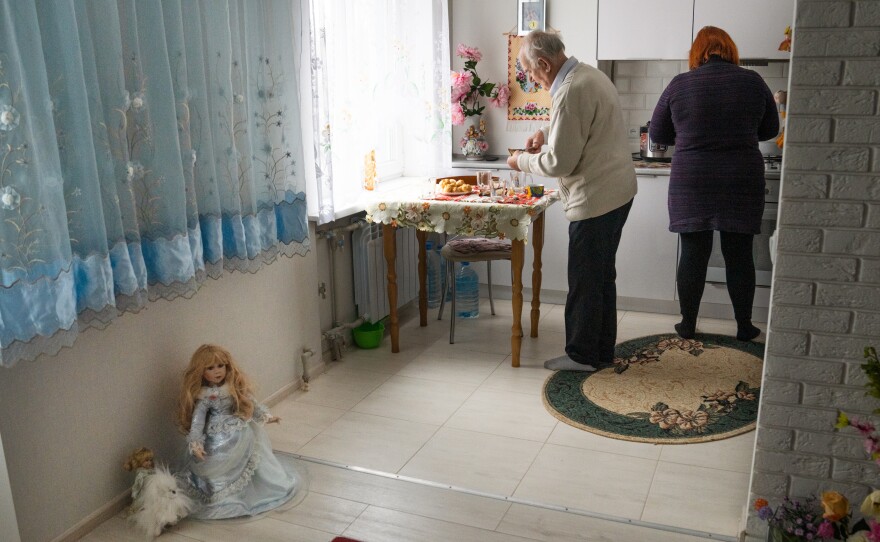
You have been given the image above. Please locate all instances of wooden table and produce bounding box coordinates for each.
[365,190,559,367]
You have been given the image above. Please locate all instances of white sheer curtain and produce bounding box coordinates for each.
[304,0,451,224]
[0,0,308,367]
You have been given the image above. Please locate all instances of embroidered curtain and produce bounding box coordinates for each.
[0,0,308,368]
[305,0,451,224]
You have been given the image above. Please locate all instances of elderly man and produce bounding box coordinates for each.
[508,31,636,372]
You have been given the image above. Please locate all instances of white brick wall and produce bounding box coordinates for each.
[613,60,790,152]
[747,1,880,540]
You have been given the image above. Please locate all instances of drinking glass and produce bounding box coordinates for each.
[476,170,492,194]
[509,171,520,188]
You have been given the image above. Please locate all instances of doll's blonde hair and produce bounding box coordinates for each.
[123,447,154,471]
[176,344,255,434]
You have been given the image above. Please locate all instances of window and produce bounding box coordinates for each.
[304,0,451,223]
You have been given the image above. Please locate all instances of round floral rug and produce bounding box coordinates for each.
[543,334,764,444]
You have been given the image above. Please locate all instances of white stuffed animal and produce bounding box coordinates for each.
[128,465,194,538]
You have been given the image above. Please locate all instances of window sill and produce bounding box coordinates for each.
[334,176,429,220]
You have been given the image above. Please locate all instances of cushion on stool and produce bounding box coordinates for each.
[441,238,512,262]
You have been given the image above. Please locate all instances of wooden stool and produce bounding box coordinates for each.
[438,238,512,343]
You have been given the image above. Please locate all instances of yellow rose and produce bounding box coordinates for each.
[822,490,849,522]
[860,490,880,520]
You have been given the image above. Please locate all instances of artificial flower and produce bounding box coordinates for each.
[817,520,835,538]
[456,44,482,62]
[822,491,849,522]
[0,104,20,131]
[450,71,473,103]
[450,102,465,126]
[0,186,20,210]
[489,84,510,108]
[450,44,509,125]
[862,491,880,520]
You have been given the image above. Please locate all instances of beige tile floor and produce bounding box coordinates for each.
[86,301,765,542]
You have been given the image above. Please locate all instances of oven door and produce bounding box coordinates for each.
[705,203,778,287]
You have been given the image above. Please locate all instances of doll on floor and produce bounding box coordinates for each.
[176,344,304,519]
[123,447,155,510]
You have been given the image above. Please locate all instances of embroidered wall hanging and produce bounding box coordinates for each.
[507,35,551,121]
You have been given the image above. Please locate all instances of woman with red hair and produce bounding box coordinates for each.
[650,26,779,342]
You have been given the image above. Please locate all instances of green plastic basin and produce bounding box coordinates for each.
[353,321,385,349]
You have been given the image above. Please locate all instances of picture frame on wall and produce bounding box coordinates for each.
[517,0,546,35]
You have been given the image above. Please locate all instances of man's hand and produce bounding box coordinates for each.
[526,130,544,153]
[507,151,522,171]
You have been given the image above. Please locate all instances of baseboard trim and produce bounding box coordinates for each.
[51,490,129,542]
[482,286,768,323]
[264,377,303,408]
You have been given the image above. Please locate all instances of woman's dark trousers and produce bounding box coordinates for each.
[676,230,756,328]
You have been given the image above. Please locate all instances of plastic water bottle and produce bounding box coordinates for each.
[455,262,480,319]
[426,241,441,308]
[438,244,452,302]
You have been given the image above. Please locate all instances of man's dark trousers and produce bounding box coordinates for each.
[564,199,633,367]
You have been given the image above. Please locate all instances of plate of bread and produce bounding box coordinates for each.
[436,178,474,196]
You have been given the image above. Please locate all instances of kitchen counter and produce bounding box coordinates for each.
[452,153,673,176]
[451,153,780,179]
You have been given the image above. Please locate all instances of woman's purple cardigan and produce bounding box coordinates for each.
[649,56,779,234]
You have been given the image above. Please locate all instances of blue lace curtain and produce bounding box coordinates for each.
[0,0,309,368]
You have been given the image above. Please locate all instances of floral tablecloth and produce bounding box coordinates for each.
[364,190,559,241]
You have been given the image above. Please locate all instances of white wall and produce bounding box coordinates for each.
[747,0,880,540]
[0,232,322,542]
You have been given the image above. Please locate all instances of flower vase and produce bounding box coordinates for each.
[460,116,489,160]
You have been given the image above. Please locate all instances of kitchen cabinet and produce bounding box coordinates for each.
[598,0,795,60]
[616,175,678,301]
[597,0,694,60]
[693,0,795,60]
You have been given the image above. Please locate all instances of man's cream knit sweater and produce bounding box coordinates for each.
[516,62,637,222]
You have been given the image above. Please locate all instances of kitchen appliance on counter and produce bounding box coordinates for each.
[639,121,674,162]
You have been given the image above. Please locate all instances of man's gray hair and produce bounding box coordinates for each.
[520,31,566,66]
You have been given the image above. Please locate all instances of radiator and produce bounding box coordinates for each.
[353,223,419,323]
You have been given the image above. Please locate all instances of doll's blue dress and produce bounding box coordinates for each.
[179,384,302,519]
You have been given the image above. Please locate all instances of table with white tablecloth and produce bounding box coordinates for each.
[365,189,560,367]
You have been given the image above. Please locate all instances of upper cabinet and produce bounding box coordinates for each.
[598,0,795,60]
[597,0,693,60]
[693,0,795,60]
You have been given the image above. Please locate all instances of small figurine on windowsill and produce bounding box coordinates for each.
[363,149,377,191]
[176,344,305,520]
